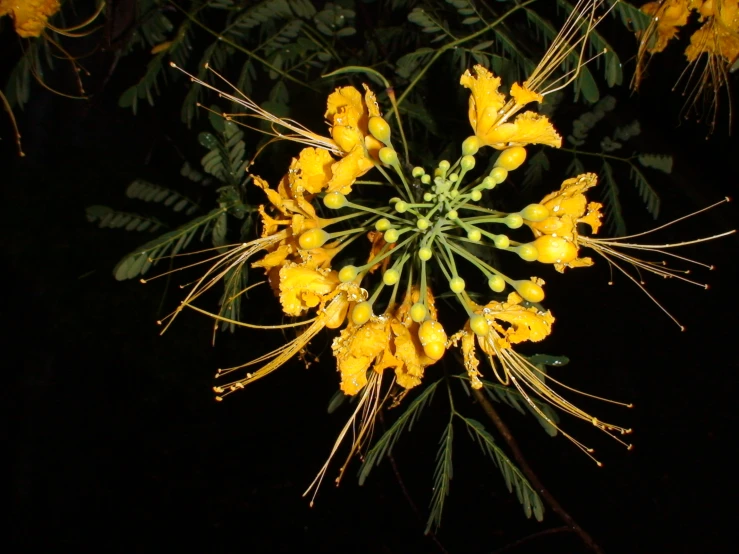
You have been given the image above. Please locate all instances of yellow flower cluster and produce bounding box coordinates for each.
[188,62,643,469]
[640,0,739,62]
[0,0,60,38]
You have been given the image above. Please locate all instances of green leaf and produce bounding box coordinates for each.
[425,422,454,534]
[113,209,226,281]
[628,164,660,219]
[86,206,164,233]
[602,160,626,236]
[638,154,673,174]
[125,179,199,216]
[460,416,544,521]
[358,380,440,485]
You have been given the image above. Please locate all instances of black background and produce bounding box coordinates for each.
[5,9,739,553]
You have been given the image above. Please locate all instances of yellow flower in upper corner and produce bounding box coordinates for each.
[641,0,692,53]
[1,0,60,38]
[685,19,739,63]
[278,262,341,316]
[460,65,562,150]
[525,173,603,272]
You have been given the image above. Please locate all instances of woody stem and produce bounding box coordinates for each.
[471,388,605,554]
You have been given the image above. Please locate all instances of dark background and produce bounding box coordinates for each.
[5,13,739,554]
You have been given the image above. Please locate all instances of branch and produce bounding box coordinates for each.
[471,388,605,554]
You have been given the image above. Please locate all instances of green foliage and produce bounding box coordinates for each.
[561,97,668,233]
[125,179,199,215]
[426,421,454,533]
[89,108,253,301]
[460,416,544,521]
[86,206,165,233]
[112,208,227,281]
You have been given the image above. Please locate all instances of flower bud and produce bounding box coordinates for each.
[495,146,527,171]
[368,116,391,143]
[379,147,398,165]
[351,301,373,326]
[514,279,545,303]
[323,191,347,209]
[298,228,329,249]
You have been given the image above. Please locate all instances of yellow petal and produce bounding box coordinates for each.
[482,111,562,149]
[461,329,483,390]
[278,263,340,316]
[8,0,60,38]
[460,65,506,140]
[391,321,432,390]
[510,82,543,107]
[363,84,382,118]
[333,319,390,395]
[289,147,334,195]
[253,176,288,214]
[252,244,293,270]
[327,147,375,195]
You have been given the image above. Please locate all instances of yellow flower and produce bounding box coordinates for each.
[333,288,443,395]
[685,20,739,62]
[333,317,390,395]
[525,173,603,272]
[289,147,334,196]
[1,0,60,38]
[323,84,383,194]
[278,262,341,316]
[641,0,692,53]
[478,293,555,352]
[460,65,562,150]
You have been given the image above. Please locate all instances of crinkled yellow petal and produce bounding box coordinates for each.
[253,244,293,270]
[257,205,288,237]
[326,86,365,121]
[528,173,598,227]
[391,321,432,390]
[327,147,374,195]
[289,147,334,195]
[363,84,382,118]
[333,319,389,395]
[641,0,692,53]
[482,111,562,149]
[461,328,483,390]
[278,263,340,316]
[254,176,288,214]
[326,86,368,154]
[554,256,594,273]
[460,65,506,140]
[580,201,604,235]
[510,82,543,107]
[477,292,554,354]
[686,21,739,62]
[5,0,60,37]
